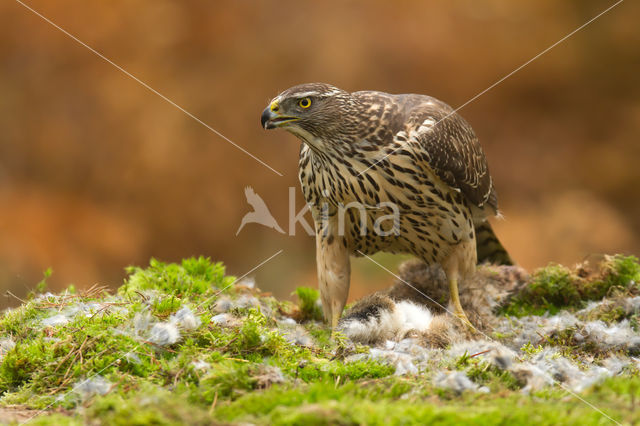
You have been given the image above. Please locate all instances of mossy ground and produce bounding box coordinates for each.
[501,254,640,317]
[1,256,639,425]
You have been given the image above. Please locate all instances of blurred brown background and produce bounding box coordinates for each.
[1,0,638,309]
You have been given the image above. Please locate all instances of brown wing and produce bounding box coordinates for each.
[403,97,497,211]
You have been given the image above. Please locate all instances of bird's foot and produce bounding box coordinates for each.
[447,275,478,334]
[453,308,477,333]
[330,311,342,338]
[331,311,341,329]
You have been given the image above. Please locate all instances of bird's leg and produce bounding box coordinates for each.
[315,216,350,330]
[442,241,477,332]
[447,270,474,330]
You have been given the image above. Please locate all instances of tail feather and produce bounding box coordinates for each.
[475,222,513,265]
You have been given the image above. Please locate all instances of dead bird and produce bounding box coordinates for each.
[338,260,528,347]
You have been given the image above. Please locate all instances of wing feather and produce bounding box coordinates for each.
[403,98,496,210]
[352,91,497,211]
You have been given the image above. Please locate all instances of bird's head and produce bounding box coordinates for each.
[261,83,359,145]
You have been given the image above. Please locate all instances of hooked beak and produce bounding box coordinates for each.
[261,101,299,130]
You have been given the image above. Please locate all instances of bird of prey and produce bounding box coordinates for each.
[236,186,285,235]
[261,83,512,329]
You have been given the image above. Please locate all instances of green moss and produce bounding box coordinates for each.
[581,254,640,300]
[85,383,212,426]
[191,361,258,401]
[581,302,629,324]
[502,264,579,316]
[120,256,234,298]
[3,255,640,425]
[34,268,52,295]
[502,255,640,317]
[467,363,522,391]
[294,287,323,322]
[305,326,332,348]
[296,359,394,383]
[210,377,637,425]
[0,309,156,408]
[454,352,523,391]
[0,302,41,338]
[28,414,82,426]
[606,254,640,286]
[520,342,544,357]
[211,380,409,423]
[152,295,182,316]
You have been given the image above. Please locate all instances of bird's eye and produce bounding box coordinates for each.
[298,97,312,109]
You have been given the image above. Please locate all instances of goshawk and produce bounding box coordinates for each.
[261,83,512,329]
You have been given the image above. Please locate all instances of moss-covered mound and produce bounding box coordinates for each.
[501,254,640,317]
[0,256,639,425]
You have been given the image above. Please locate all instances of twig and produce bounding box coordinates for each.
[208,392,218,415]
[470,349,491,358]
[224,357,250,363]
[61,351,81,384]
[5,290,27,304]
[54,335,88,373]
[173,368,184,387]
[536,331,553,346]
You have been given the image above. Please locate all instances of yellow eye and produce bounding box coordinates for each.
[298,97,311,108]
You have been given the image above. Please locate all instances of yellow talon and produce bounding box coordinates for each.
[329,311,342,339]
[453,307,476,332]
[449,275,477,333]
[331,311,341,330]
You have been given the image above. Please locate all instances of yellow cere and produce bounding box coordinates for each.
[270,100,279,112]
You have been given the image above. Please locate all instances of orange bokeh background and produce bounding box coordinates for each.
[1,0,638,309]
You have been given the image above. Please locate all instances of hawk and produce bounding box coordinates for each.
[261,83,512,330]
